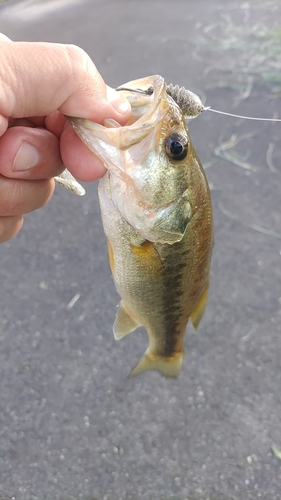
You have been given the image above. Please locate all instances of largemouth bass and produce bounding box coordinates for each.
[60,75,213,377]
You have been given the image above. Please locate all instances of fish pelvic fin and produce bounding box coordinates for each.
[130,349,183,378]
[190,282,209,330]
[113,301,141,340]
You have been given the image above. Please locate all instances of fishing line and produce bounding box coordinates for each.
[204,107,281,122]
[117,82,281,122]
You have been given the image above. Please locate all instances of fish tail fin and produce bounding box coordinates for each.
[130,349,183,378]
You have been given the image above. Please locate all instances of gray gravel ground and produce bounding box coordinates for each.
[0,1,281,499]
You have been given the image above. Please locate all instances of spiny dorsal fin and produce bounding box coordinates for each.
[54,169,85,196]
[113,301,141,340]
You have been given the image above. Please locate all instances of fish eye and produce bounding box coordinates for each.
[165,133,188,161]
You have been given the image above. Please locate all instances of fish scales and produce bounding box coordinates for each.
[63,75,213,377]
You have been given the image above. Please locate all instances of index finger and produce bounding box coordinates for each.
[0,40,131,129]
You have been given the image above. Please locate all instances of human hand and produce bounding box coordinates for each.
[0,34,131,243]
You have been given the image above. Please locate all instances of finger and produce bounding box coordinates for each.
[0,33,12,42]
[0,176,55,216]
[45,111,68,138]
[0,127,64,179]
[0,42,131,124]
[60,123,106,181]
[0,215,23,244]
[0,36,12,135]
[46,113,106,181]
[10,118,37,127]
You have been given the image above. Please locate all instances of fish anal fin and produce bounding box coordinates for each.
[190,282,209,330]
[130,241,163,272]
[130,349,183,378]
[113,301,141,340]
[107,239,115,275]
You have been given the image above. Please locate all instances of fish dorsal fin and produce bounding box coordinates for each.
[54,169,85,196]
[113,301,141,340]
[190,282,209,330]
[130,350,183,378]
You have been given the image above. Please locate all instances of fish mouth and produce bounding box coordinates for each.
[66,75,193,244]
[66,75,167,157]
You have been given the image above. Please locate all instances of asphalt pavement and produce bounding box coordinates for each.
[0,1,281,499]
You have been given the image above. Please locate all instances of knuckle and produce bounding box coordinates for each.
[63,44,100,92]
[0,179,23,215]
[64,44,90,74]
[0,177,54,216]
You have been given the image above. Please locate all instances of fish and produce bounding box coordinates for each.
[59,75,213,377]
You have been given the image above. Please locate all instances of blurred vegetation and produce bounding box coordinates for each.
[191,1,281,95]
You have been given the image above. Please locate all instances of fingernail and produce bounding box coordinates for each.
[13,141,39,171]
[106,85,131,115]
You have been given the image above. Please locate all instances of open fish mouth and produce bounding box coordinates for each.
[66,75,204,171]
[67,75,167,156]
[56,76,204,199]
[63,75,204,243]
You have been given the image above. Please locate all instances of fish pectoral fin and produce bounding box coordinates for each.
[190,282,209,330]
[130,349,183,378]
[151,194,192,244]
[130,241,163,272]
[113,301,141,340]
